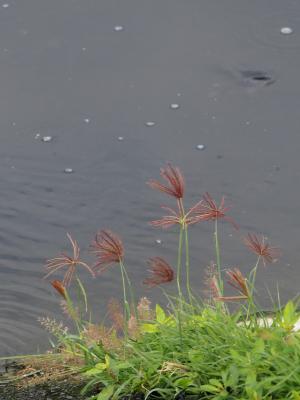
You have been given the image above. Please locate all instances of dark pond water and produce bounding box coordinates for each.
[1,0,300,355]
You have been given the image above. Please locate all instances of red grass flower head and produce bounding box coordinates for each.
[226,268,250,298]
[150,200,204,229]
[143,257,175,287]
[91,230,124,273]
[147,163,185,199]
[44,233,95,286]
[51,280,67,300]
[243,233,280,265]
[193,192,238,229]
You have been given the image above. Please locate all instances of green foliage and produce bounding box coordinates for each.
[74,303,300,399]
[39,165,300,399]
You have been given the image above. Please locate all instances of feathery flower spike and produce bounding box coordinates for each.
[150,200,204,229]
[193,192,238,229]
[226,268,250,298]
[45,233,94,286]
[91,230,124,273]
[147,163,185,199]
[143,257,175,287]
[243,233,280,265]
[51,280,67,300]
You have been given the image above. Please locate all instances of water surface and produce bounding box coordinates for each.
[1,0,300,355]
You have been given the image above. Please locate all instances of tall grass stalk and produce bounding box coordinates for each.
[120,260,138,320]
[214,219,223,295]
[176,226,184,299]
[184,226,194,305]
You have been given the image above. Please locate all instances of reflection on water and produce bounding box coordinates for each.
[1,0,300,355]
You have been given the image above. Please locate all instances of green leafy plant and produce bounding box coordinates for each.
[37,163,300,399]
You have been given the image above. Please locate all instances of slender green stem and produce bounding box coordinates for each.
[160,287,176,312]
[246,257,261,320]
[177,226,184,298]
[120,260,137,320]
[119,262,129,340]
[184,226,193,305]
[65,290,82,334]
[214,219,223,294]
[76,276,88,314]
[249,256,261,295]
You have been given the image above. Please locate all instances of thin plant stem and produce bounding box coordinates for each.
[249,256,261,295]
[184,226,193,305]
[65,290,82,334]
[76,276,88,313]
[177,226,184,299]
[175,200,185,346]
[246,256,261,320]
[119,261,129,340]
[214,219,223,295]
[120,260,137,320]
[160,287,176,312]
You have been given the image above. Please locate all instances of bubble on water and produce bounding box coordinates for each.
[2,4,10,8]
[117,136,124,141]
[196,144,206,151]
[114,25,124,32]
[84,118,90,124]
[145,121,156,127]
[280,26,293,35]
[170,103,180,110]
[155,239,162,245]
[64,168,73,174]
[41,136,53,142]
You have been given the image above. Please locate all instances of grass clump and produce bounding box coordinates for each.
[3,163,300,399]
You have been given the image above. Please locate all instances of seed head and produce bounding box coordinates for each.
[147,163,185,199]
[143,257,175,287]
[194,192,238,229]
[44,233,94,286]
[51,280,67,300]
[150,200,204,229]
[243,233,280,265]
[226,268,250,298]
[91,230,124,273]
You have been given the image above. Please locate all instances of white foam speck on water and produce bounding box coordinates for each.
[280,26,293,35]
[196,144,206,151]
[41,136,53,142]
[117,136,124,141]
[170,103,180,110]
[84,118,90,124]
[114,25,124,32]
[155,239,162,245]
[64,168,73,174]
[145,121,156,127]
[2,4,10,8]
